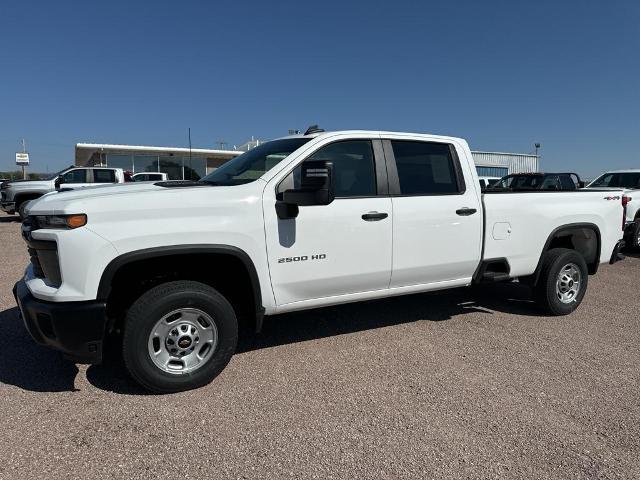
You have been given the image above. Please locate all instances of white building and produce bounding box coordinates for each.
[75,141,539,181]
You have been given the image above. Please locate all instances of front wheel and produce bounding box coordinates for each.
[122,280,238,393]
[18,200,32,219]
[534,248,588,316]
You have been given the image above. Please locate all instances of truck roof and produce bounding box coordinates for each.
[277,129,465,144]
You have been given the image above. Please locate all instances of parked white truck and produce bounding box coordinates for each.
[14,128,626,392]
[1,166,128,218]
[586,169,640,249]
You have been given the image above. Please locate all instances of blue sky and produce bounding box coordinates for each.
[0,0,638,177]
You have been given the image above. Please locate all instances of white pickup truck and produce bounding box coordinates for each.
[586,169,640,249]
[14,128,626,392]
[1,166,128,218]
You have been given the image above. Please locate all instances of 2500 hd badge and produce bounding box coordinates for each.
[278,254,327,263]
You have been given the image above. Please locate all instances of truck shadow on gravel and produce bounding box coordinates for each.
[0,307,80,392]
[1,282,540,394]
[238,282,543,353]
[0,215,20,223]
[84,282,541,395]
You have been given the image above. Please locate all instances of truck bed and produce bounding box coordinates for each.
[481,190,623,278]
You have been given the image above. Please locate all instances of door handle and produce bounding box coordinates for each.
[456,207,477,216]
[361,211,388,221]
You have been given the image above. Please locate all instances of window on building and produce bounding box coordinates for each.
[391,141,460,195]
[134,155,159,174]
[107,154,133,171]
[159,156,183,180]
[183,157,206,181]
[475,166,508,178]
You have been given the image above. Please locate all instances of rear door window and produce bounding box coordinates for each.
[390,141,461,195]
[93,169,116,183]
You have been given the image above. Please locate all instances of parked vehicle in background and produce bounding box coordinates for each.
[15,128,625,392]
[586,169,640,249]
[132,172,169,182]
[478,176,501,190]
[1,166,127,218]
[490,172,583,191]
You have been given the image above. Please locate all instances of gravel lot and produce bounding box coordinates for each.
[0,215,639,479]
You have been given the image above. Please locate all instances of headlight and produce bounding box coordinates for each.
[35,214,87,229]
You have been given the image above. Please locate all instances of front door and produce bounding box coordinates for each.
[264,139,393,306]
[59,168,93,188]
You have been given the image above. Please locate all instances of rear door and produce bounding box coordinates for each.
[264,138,393,306]
[384,137,483,288]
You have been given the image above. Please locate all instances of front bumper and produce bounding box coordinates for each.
[13,279,108,364]
[610,239,626,264]
[1,201,15,214]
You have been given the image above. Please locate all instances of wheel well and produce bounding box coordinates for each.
[540,225,600,277]
[103,252,259,335]
[14,192,42,207]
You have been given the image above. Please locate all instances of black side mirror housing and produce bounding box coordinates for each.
[275,201,299,219]
[54,177,62,189]
[275,160,334,219]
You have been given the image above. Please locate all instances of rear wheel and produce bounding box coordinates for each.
[535,248,588,316]
[627,219,640,251]
[122,280,238,393]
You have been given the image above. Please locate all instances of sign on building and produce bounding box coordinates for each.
[16,152,30,166]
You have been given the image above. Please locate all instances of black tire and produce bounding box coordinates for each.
[17,200,30,219]
[534,248,588,316]
[626,219,640,251]
[122,280,238,393]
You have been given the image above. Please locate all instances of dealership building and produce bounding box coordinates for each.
[75,141,538,180]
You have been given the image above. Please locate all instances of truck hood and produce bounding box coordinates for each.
[6,179,54,190]
[27,180,265,216]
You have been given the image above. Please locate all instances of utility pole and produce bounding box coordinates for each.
[188,127,192,180]
[21,139,27,179]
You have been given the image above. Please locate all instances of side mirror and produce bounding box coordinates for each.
[54,177,62,189]
[275,201,299,219]
[578,181,585,188]
[276,160,334,219]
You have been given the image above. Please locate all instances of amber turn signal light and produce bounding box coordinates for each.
[65,214,87,229]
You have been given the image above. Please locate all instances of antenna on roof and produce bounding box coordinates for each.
[304,125,324,135]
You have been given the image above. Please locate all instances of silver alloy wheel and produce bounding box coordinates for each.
[555,263,582,304]
[147,308,218,374]
[636,227,640,248]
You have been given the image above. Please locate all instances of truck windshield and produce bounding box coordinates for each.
[589,172,640,189]
[200,138,311,186]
